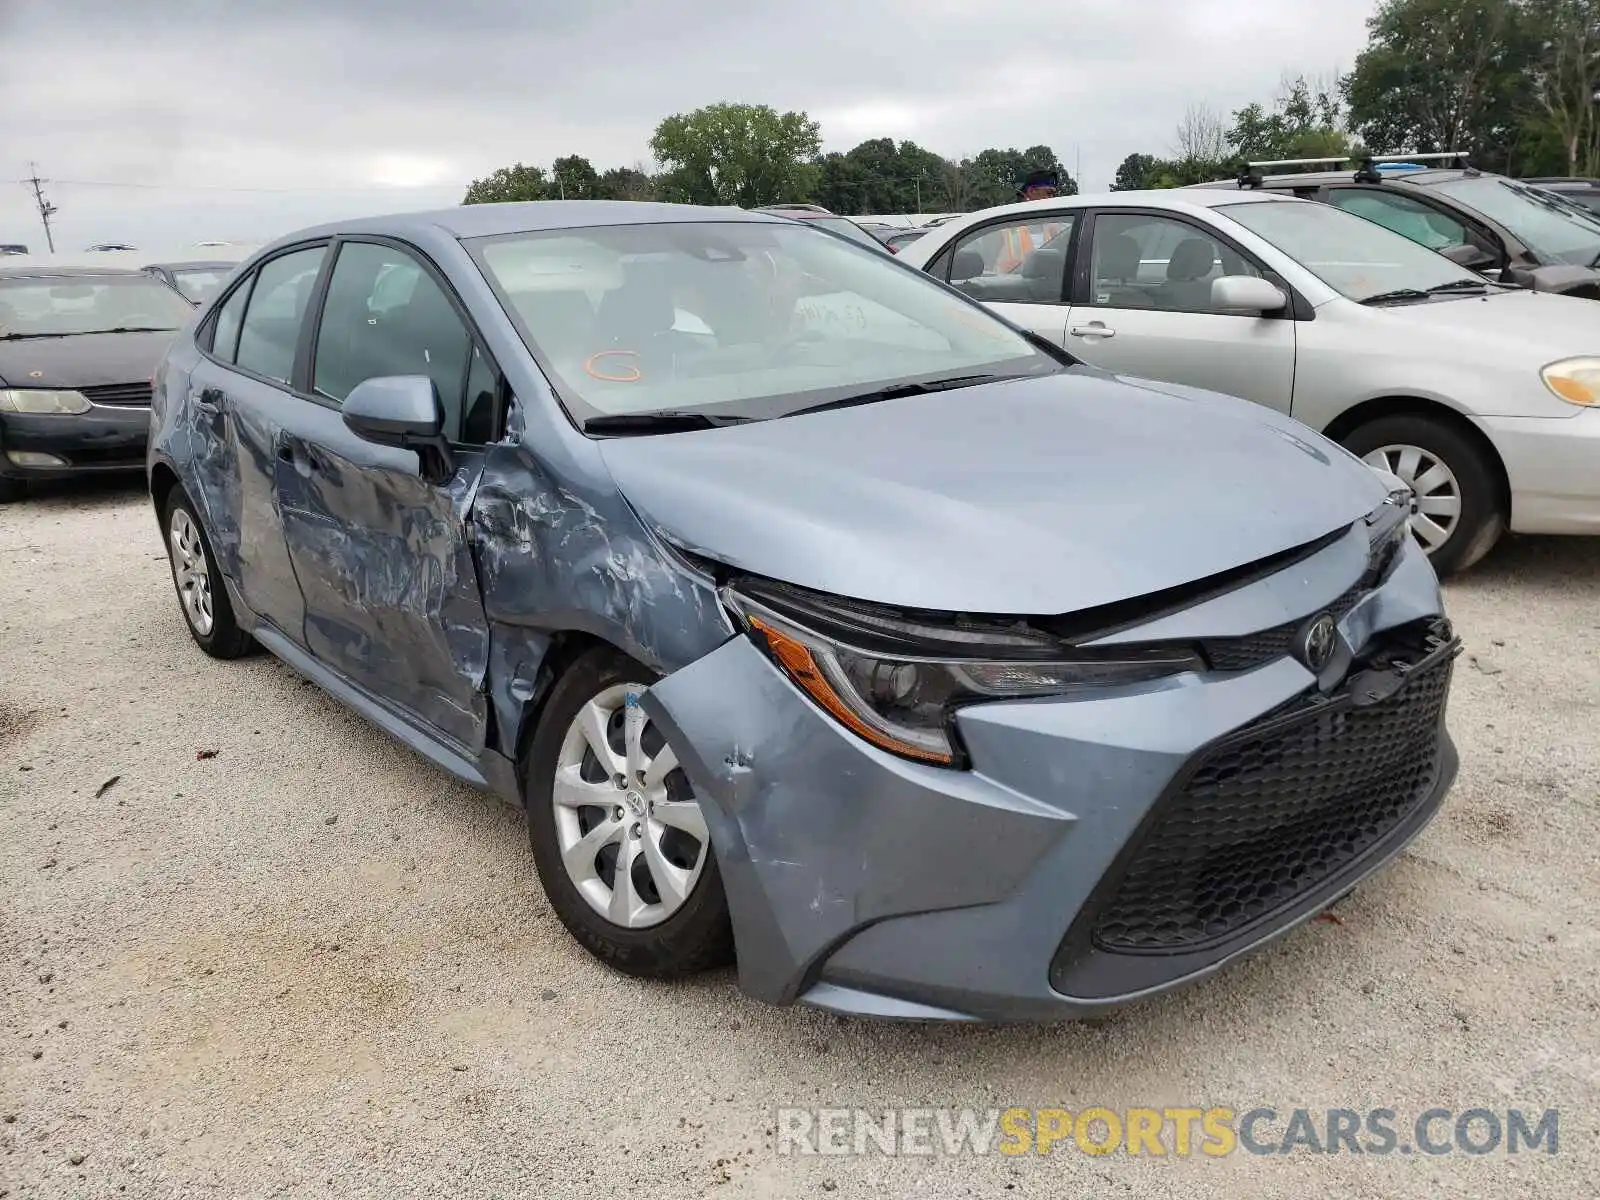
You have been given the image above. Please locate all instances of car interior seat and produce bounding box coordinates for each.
[1164,238,1220,310]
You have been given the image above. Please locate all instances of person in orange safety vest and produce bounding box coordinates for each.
[994,167,1064,273]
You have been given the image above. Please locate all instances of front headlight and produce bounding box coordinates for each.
[723,583,1202,767]
[0,388,91,415]
[1540,357,1600,407]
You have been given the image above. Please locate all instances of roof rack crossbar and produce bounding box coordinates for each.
[1244,156,1352,170]
[1367,151,1470,164]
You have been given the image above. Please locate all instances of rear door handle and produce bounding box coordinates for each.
[1069,323,1116,339]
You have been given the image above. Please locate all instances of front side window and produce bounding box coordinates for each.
[1429,176,1600,266]
[1087,213,1258,314]
[472,220,1057,425]
[947,214,1074,305]
[234,246,327,385]
[1326,189,1468,250]
[1218,200,1484,302]
[312,242,476,440]
[0,274,192,339]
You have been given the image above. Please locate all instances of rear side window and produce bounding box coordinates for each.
[210,280,251,362]
[311,241,477,440]
[234,247,327,385]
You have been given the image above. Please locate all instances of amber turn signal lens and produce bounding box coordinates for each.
[747,615,954,765]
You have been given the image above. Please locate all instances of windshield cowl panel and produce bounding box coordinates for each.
[466,220,1059,429]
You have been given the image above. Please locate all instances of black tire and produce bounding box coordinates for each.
[523,646,734,979]
[161,487,254,659]
[0,475,25,504]
[1340,414,1505,576]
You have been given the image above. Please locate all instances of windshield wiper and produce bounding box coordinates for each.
[1426,279,1490,294]
[0,331,74,340]
[85,326,180,334]
[1358,288,1432,306]
[787,373,1024,419]
[583,410,754,435]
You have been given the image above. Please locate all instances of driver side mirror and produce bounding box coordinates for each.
[342,375,456,483]
[1210,275,1288,314]
[1440,243,1497,272]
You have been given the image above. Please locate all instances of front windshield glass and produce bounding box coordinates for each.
[471,220,1057,423]
[1431,176,1600,265]
[0,274,194,337]
[1216,200,1485,301]
[171,269,229,305]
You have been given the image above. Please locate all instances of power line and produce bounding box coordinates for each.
[20,178,463,195]
[24,163,57,253]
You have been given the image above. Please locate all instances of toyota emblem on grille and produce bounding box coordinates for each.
[1299,613,1338,672]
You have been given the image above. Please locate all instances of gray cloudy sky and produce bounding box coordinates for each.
[1,0,1376,251]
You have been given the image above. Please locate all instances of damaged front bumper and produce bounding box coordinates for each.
[642,530,1459,1022]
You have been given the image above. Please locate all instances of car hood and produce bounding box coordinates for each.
[1373,288,1597,360]
[598,371,1387,614]
[0,330,179,389]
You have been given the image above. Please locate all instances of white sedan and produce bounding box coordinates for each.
[896,190,1600,573]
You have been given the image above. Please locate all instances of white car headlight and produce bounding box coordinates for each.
[0,388,91,415]
[1540,357,1600,407]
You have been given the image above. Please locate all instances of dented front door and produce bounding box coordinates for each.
[273,394,490,751]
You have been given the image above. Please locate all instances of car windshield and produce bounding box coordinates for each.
[1216,200,1486,302]
[471,220,1057,424]
[0,274,194,337]
[1430,176,1600,265]
[804,216,885,250]
[170,269,229,305]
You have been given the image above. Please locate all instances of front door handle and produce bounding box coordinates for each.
[1069,323,1116,340]
[192,387,223,412]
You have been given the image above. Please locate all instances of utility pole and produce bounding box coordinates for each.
[25,163,57,252]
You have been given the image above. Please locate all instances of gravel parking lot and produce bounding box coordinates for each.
[2,478,1598,1199]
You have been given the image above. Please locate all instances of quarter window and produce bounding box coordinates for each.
[1087,213,1259,314]
[312,242,479,441]
[209,278,252,363]
[234,246,328,385]
[946,214,1074,304]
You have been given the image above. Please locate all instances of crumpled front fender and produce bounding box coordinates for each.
[641,634,1070,1006]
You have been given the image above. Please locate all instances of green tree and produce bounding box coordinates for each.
[649,102,822,207]
[1342,0,1539,172]
[596,165,657,201]
[462,162,548,204]
[550,155,601,200]
[1111,153,1159,190]
[1226,75,1352,169]
[1526,0,1600,174]
[958,146,1076,208]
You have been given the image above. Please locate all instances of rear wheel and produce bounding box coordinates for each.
[523,647,733,978]
[1341,415,1505,576]
[162,488,254,658]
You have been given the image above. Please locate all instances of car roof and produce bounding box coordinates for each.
[285,200,780,244]
[940,190,1296,224]
[1189,167,1475,190]
[147,260,241,271]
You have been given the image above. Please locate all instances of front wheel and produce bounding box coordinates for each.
[0,475,25,504]
[1341,415,1505,576]
[523,647,733,979]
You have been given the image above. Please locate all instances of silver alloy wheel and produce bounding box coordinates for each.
[168,507,215,636]
[552,681,709,930]
[1361,444,1462,553]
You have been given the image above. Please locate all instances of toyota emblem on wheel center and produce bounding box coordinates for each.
[1299,612,1339,672]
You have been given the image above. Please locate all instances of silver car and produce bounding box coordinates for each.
[898,191,1600,573]
[147,201,1455,1021]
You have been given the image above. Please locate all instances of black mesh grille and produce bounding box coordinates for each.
[1090,639,1453,954]
[1202,579,1366,671]
[81,382,153,407]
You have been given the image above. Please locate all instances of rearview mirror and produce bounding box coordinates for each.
[1211,275,1288,314]
[342,375,455,483]
[1440,243,1496,271]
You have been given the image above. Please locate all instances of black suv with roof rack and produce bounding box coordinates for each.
[1190,153,1600,299]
